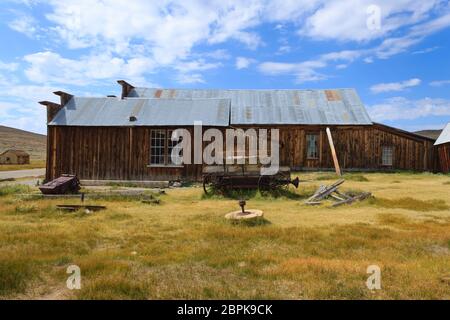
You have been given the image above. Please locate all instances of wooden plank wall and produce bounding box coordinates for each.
[46,124,439,181]
[438,144,450,173]
[46,126,203,181]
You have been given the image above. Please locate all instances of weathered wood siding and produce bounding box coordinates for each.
[46,124,438,181]
[438,143,450,173]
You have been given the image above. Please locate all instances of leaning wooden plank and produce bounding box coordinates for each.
[326,127,342,176]
[306,185,327,202]
[331,192,372,207]
[306,179,345,202]
[334,190,351,200]
[330,194,346,201]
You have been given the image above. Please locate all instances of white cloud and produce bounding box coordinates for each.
[258,49,362,83]
[412,46,440,55]
[301,0,443,42]
[174,60,222,73]
[276,45,291,55]
[201,49,231,60]
[370,78,421,93]
[235,57,256,70]
[374,11,450,59]
[368,97,450,121]
[175,73,205,84]
[430,80,450,87]
[8,13,38,37]
[0,83,64,134]
[23,51,156,86]
[0,61,19,72]
[7,0,448,88]
[43,0,270,64]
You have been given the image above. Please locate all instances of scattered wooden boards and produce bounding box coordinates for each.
[305,179,372,207]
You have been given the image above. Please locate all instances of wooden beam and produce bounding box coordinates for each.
[326,127,342,176]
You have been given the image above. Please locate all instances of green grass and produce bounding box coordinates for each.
[0,172,449,299]
[0,185,31,197]
[0,259,35,295]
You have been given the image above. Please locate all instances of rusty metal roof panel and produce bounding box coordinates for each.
[434,123,450,146]
[128,88,372,125]
[49,97,230,127]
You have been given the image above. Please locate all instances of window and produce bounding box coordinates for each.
[306,134,319,159]
[150,130,166,165]
[167,130,183,165]
[382,146,393,166]
[150,129,184,166]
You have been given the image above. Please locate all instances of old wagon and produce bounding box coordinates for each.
[202,164,299,195]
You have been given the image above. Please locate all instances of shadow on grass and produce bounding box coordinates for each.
[228,217,272,227]
[202,187,305,200]
[368,197,449,211]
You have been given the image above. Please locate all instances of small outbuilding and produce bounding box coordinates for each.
[0,149,30,165]
[434,123,450,173]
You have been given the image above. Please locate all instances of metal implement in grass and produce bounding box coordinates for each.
[202,164,300,195]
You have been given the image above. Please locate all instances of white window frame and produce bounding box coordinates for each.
[382,145,394,166]
[149,129,184,167]
[150,129,166,165]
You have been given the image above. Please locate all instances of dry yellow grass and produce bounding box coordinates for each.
[0,160,46,172]
[0,172,449,299]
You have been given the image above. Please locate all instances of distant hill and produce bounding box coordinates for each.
[414,130,442,140]
[0,126,46,160]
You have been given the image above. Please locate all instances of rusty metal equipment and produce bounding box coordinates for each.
[202,164,300,195]
[239,200,246,213]
[39,174,81,195]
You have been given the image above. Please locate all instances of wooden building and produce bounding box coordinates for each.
[40,81,439,182]
[0,149,30,165]
[435,123,450,173]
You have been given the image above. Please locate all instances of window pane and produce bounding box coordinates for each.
[151,130,166,164]
[306,134,319,159]
[382,146,393,166]
[167,130,183,165]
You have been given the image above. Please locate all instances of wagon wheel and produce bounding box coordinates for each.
[258,172,290,195]
[220,176,233,195]
[203,174,215,195]
[275,171,291,192]
[258,175,271,194]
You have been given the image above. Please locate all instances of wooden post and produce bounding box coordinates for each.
[326,127,342,176]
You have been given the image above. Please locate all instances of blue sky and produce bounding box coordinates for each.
[1,0,450,134]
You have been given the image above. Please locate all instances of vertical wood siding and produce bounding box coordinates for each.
[438,144,450,173]
[46,124,439,181]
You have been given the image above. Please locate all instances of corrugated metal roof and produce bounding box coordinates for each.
[49,97,230,127]
[128,88,372,125]
[435,123,450,146]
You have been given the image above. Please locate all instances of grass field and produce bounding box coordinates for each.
[0,160,46,172]
[0,172,449,300]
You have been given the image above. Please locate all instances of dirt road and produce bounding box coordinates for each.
[0,168,45,180]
